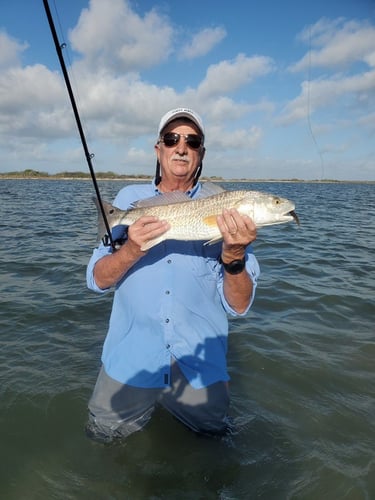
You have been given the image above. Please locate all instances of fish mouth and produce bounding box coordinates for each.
[289,210,300,226]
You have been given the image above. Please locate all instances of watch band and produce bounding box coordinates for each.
[220,256,246,275]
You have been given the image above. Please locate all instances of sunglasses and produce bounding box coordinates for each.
[160,132,203,150]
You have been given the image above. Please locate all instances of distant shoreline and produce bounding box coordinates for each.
[0,170,373,184]
[1,176,373,184]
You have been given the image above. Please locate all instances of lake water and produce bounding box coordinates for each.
[0,179,374,499]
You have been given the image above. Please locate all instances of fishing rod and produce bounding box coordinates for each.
[43,0,116,251]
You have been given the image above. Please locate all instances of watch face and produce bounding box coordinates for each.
[223,258,246,275]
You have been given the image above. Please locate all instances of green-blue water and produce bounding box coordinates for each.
[0,179,374,499]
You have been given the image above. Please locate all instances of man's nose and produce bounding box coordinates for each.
[175,136,188,154]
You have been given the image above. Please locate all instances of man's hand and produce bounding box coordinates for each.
[94,216,170,290]
[216,208,256,314]
[127,216,170,254]
[217,208,256,259]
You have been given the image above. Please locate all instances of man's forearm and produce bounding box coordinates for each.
[223,268,253,314]
[93,241,143,289]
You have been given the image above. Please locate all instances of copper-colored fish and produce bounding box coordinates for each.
[95,184,299,250]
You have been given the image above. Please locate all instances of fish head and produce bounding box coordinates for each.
[238,192,299,227]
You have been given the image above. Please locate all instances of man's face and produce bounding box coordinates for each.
[155,119,205,184]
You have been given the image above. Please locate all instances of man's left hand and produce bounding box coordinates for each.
[217,208,257,256]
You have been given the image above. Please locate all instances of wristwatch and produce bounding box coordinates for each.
[220,256,246,275]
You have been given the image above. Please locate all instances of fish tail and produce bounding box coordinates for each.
[93,197,126,242]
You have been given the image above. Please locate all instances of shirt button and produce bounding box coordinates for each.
[165,318,170,323]
[167,259,172,264]
[165,290,170,295]
[166,344,170,349]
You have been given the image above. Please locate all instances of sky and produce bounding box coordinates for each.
[1,0,375,181]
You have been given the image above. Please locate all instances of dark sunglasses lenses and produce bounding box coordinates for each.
[162,133,202,149]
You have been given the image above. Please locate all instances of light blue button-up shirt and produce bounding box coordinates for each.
[87,181,260,389]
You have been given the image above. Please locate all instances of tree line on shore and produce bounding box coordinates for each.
[0,169,227,181]
[1,168,370,183]
[0,169,151,179]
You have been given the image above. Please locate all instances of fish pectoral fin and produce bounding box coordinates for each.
[204,235,223,246]
[202,215,221,245]
[202,215,218,227]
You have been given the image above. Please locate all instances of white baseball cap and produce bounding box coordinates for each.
[158,107,205,136]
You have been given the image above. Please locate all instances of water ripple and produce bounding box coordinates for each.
[1,179,374,498]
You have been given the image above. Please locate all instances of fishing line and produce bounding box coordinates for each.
[52,0,67,55]
[51,0,92,148]
[43,0,116,251]
[307,26,325,180]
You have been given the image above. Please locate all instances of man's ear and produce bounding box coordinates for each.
[154,143,161,159]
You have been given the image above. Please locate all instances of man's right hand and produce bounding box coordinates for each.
[127,216,170,254]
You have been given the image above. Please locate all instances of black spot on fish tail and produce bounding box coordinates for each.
[289,210,300,226]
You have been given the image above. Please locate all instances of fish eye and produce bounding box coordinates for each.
[275,198,280,205]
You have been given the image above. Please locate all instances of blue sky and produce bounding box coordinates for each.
[1,0,374,180]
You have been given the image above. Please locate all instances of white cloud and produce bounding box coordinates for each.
[0,64,64,109]
[0,2,274,169]
[358,111,375,130]
[70,68,182,138]
[207,97,275,122]
[179,27,226,60]
[290,18,375,72]
[0,30,28,68]
[278,70,375,125]
[197,54,274,98]
[1,3,373,180]
[281,17,375,130]
[0,63,71,141]
[207,124,263,152]
[69,0,173,72]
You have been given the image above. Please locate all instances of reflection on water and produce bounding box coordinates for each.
[0,179,374,499]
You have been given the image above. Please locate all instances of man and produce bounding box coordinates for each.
[86,108,260,442]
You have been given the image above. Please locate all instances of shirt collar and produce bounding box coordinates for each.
[152,178,201,199]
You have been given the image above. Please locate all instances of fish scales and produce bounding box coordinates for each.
[96,189,298,250]
[125,191,254,240]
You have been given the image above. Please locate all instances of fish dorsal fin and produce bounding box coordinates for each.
[197,181,226,199]
[131,183,224,208]
[204,235,223,246]
[131,192,191,208]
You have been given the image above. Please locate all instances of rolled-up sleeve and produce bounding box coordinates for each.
[86,244,112,294]
[217,251,260,317]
